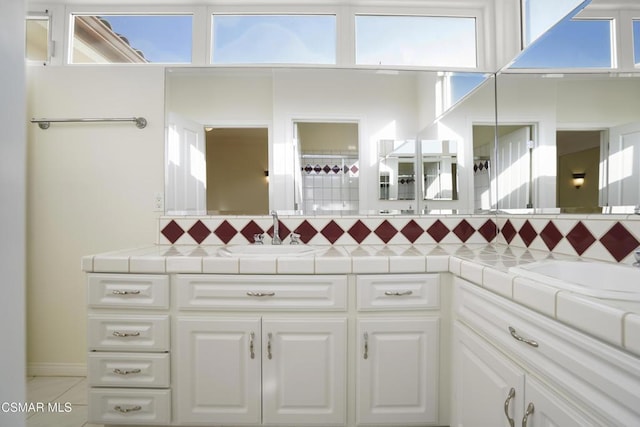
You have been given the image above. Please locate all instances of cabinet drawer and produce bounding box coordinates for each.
[176,274,347,310]
[88,274,169,309]
[88,352,169,388]
[88,388,170,425]
[357,274,439,310]
[88,315,169,352]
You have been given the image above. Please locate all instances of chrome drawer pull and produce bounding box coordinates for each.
[114,405,142,413]
[113,368,141,375]
[522,402,535,427]
[504,387,515,427]
[112,290,141,295]
[384,290,413,296]
[508,327,539,348]
[249,332,255,359]
[112,331,141,338]
[363,332,369,360]
[246,291,275,297]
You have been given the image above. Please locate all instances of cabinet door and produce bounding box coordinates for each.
[175,317,261,425]
[262,318,347,426]
[452,322,525,427]
[356,317,439,425]
[524,376,601,427]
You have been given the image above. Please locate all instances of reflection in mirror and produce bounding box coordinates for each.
[496,73,640,212]
[421,140,458,200]
[166,67,491,215]
[294,122,359,214]
[378,140,415,201]
[472,125,495,210]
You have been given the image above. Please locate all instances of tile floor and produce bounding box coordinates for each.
[26,376,101,427]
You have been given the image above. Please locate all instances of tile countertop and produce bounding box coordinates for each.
[82,243,640,357]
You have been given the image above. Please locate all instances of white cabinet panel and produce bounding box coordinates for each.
[88,274,169,309]
[357,274,439,310]
[175,317,262,425]
[88,388,171,425]
[262,318,347,426]
[88,352,169,388]
[356,317,439,425]
[176,274,347,310]
[87,315,169,352]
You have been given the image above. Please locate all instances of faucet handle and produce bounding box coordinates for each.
[253,233,265,245]
[289,232,301,245]
[634,247,640,265]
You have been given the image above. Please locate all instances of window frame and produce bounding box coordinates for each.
[26,10,52,65]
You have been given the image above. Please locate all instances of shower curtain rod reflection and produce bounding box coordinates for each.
[31,117,147,130]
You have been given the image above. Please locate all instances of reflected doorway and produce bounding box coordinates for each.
[206,127,269,214]
[294,122,359,214]
[556,130,602,212]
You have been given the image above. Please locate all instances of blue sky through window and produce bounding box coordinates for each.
[212,15,336,64]
[512,18,612,68]
[101,15,192,63]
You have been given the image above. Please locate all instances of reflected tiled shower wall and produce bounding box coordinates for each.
[301,155,359,214]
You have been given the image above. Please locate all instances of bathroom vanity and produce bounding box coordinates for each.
[83,244,640,426]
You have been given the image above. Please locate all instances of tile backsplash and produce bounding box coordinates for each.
[159,214,640,264]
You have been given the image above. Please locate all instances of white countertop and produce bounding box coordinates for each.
[82,243,640,357]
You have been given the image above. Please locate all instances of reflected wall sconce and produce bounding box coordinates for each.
[572,172,585,189]
[264,170,269,177]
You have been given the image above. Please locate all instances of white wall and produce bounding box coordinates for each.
[26,66,164,371]
[1,0,27,424]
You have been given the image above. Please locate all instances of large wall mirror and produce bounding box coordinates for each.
[495,72,640,213]
[165,67,490,215]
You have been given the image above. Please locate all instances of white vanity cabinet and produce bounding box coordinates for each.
[452,276,640,426]
[173,274,348,426]
[355,274,440,426]
[86,273,171,425]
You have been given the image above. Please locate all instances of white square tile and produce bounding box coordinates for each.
[239,258,277,274]
[166,256,202,273]
[512,277,558,318]
[448,257,462,276]
[278,257,315,274]
[80,256,94,272]
[556,292,624,347]
[92,255,129,273]
[624,313,640,356]
[482,268,514,298]
[129,256,166,273]
[460,261,484,285]
[352,256,389,273]
[315,256,352,274]
[426,255,450,272]
[389,256,426,273]
[202,257,239,274]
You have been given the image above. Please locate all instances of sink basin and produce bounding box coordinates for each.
[218,244,319,258]
[509,260,640,301]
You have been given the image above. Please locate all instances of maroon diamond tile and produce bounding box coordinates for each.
[268,221,290,242]
[565,221,596,255]
[500,220,517,244]
[374,220,398,244]
[427,220,450,243]
[348,220,372,244]
[188,220,211,245]
[599,222,640,262]
[161,220,185,244]
[350,165,359,174]
[240,220,264,242]
[478,220,498,242]
[401,220,424,243]
[214,220,238,244]
[294,220,318,244]
[540,221,563,250]
[453,219,476,243]
[518,220,538,247]
[320,220,345,244]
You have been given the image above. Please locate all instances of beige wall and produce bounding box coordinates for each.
[26,66,165,372]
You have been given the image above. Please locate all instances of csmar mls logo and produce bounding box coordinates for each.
[1,401,73,413]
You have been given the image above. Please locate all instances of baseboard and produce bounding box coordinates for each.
[27,362,86,377]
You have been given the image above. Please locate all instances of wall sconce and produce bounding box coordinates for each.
[572,172,585,189]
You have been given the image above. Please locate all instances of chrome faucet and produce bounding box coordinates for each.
[270,210,282,245]
[634,247,640,267]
